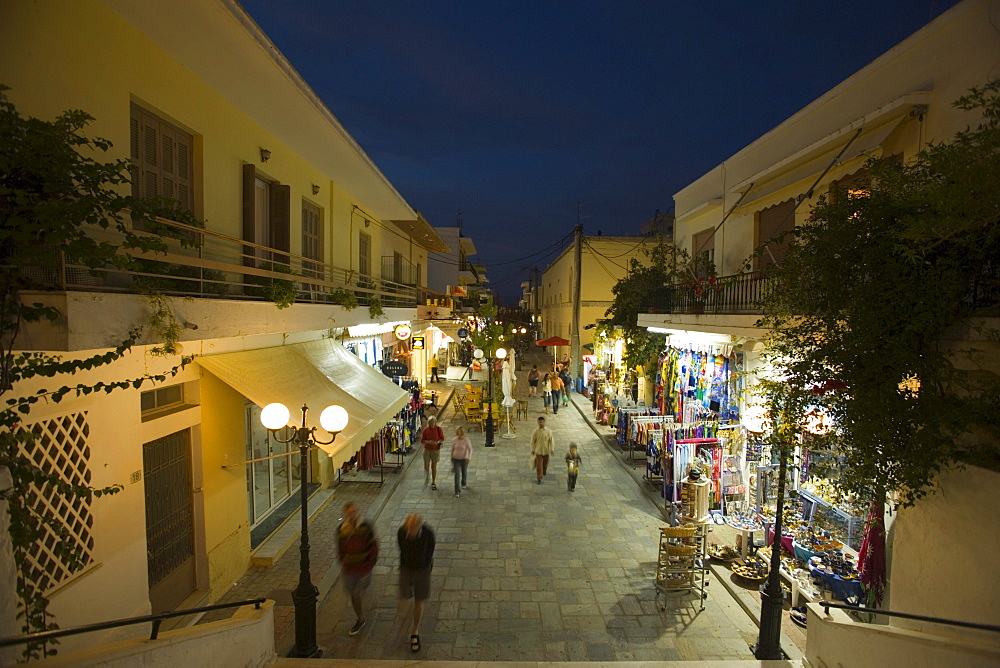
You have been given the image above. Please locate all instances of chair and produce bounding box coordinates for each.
[515,399,529,420]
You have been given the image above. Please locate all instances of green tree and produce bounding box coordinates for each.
[604,237,685,371]
[0,88,188,659]
[756,81,1000,508]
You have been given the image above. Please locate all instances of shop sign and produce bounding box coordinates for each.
[394,324,412,341]
[411,336,425,350]
[382,360,408,377]
[457,327,469,339]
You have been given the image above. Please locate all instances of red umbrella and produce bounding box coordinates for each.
[535,336,570,347]
[535,336,570,367]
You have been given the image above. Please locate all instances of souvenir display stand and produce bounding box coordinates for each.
[338,383,421,486]
[654,524,708,610]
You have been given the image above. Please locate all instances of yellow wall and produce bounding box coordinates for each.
[0,0,392,278]
[199,373,253,602]
[541,237,654,345]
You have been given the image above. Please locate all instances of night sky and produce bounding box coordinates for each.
[240,0,959,302]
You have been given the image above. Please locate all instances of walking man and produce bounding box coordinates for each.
[530,416,554,484]
[430,354,440,383]
[549,371,564,415]
[337,502,379,636]
[397,513,435,653]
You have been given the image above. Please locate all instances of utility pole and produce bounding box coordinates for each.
[571,221,583,382]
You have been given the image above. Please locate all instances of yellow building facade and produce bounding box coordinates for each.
[1,0,445,652]
[639,1,1000,662]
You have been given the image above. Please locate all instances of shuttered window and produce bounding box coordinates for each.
[359,232,371,278]
[301,201,323,277]
[240,164,290,266]
[755,199,795,271]
[692,227,716,274]
[130,104,194,218]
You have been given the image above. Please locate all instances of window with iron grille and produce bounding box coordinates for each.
[129,103,194,219]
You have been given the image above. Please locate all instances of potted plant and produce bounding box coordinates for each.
[683,255,722,313]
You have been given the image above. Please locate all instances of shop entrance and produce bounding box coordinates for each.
[245,402,300,526]
[143,429,196,613]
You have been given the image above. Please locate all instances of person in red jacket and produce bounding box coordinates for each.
[420,416,445,490]
[337,502,379,636]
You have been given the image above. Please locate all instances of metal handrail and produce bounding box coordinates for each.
[819,600,1000,634]
[0,598,268,648]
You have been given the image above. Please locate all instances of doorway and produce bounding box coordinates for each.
[144,430,196,613]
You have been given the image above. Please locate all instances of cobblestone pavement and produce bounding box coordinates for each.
[303,352,762,663]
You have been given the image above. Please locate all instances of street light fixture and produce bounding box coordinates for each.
[260,402,349,658]
[476,346,507,448]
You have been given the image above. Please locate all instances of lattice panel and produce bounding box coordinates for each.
[19,412,95,592]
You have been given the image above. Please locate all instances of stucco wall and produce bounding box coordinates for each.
[0,0,400,280]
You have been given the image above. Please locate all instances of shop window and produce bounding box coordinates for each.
[130,103,196,225]
[754,199,795,272]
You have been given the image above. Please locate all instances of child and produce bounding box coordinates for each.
[566,442,582,492]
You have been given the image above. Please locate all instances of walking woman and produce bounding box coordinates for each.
[541,373,552,414]
[527,365,540,397]
[451,426,472,497]
[420,416,444,490]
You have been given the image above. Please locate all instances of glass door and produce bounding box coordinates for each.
[245,403,298,525]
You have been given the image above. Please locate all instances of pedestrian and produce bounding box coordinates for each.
[337,502,379,636]
[420,416,444,490]
[541,373,552,413]
[566,442,582,492]
[549,371,564,415]
[527,364,540,397]
[430,354,440,383]
[560,367,572,407]
[530,415,554,484]
[397,512,435,653]
[451,426,472,497]
[559,352,571,369]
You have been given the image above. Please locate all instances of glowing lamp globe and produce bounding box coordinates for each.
[496,347,508,359]
[473,348,484,360]
[320,405,349,433]
[261,402,291,430]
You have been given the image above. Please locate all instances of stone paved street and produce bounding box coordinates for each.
[303,354,762,663]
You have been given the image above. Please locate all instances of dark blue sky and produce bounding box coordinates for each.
[241,0,958,301]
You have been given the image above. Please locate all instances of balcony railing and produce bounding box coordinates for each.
[381,255,417,287]
[643,272,772,315]
[15,216,418,308]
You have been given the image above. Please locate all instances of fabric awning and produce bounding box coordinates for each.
[196,339,409,467]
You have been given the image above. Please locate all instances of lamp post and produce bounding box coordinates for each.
[477,346,507,447]
[260,402,349,658]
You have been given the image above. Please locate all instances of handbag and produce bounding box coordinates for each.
[531,454,537,470]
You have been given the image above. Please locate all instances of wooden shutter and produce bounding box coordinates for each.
[755,199,795,271]
[129,103,194,215]
[301,201,322,278]
[241,164,256,267]
[269,183,291,266]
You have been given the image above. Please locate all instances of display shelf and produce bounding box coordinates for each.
[797,488,862,550]
[654,524,708,610]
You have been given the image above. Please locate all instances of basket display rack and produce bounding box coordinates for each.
[654,523,709,610]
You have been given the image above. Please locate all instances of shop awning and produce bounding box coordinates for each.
[196,339,409,467]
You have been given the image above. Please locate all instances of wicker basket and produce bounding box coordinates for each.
[667,544,699,557]
[660,525,698,538]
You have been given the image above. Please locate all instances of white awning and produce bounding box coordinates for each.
[196,339,409,467]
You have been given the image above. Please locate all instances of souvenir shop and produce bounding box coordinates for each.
[591,330,658,426]
[338,382,424,486]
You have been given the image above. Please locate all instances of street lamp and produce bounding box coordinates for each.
[260,402,349,658]
[477,347,507,447]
